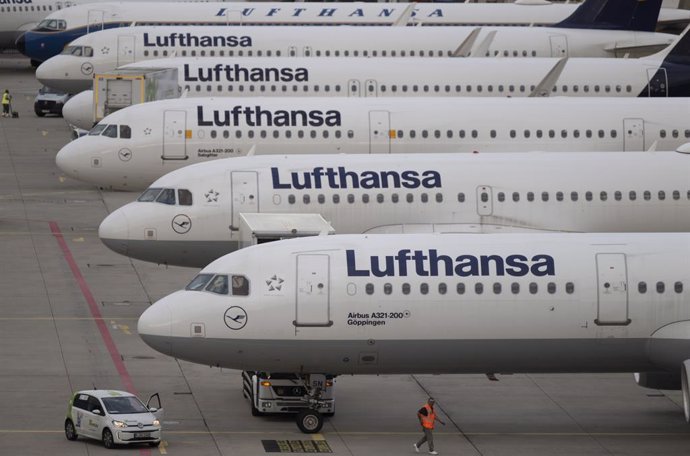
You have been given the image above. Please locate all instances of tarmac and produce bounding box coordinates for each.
[2,54,690,456]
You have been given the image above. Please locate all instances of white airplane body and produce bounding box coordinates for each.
[56,96,690,191]
[56,30,690,127]
[0,0,214,51]
[137,231,690,423]
[99,152,690,268]
[34,24,677,94]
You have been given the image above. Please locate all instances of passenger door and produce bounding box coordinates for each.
[86,9,104,33]
[369,110,390,154]
[646,68,668,97]
[84,396,106,439]
[549,35,568,57]
[230,171,258,231]
[595,253,630,326]
[117,35,136,67]
[162,110,188,160]
[294,254,332,327]
[623,118,644,151]
[146,393,164,422]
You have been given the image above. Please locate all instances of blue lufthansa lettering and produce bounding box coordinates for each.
[143,33,252,48]
[346,249,555,277]
[270,167,441,190]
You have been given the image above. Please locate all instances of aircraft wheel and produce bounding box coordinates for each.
[296,409,323,434]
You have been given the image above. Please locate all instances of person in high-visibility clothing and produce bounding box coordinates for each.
[1,90,10,117]
[414,397,445,455]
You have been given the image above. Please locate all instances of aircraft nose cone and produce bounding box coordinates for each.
[99,209,130,257]
[138,301,173,356]
[62,91,94,130]
[55,141,82,180]
[15,33,26,55]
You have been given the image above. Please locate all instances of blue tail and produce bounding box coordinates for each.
[555,0,661,32]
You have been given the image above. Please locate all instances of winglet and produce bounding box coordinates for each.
[469,30,496,57]
[392,3,415,27]
[452,28,481,57]
[529,57,568,97]
[555,0,661,32]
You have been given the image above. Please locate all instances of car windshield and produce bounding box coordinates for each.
[101,396,149,414]
[38,86,63,95]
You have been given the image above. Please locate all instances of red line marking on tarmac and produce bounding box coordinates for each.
[50,222,151,455]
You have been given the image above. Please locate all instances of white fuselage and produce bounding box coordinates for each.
[99,152,690,268]
[56,96,690,191]
[34,25,676,93]
[137,232,690,376]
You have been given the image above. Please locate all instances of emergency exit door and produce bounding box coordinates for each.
[549,35,568,57]
[86,10,104,33]
[623,118,644,151]
[476,185,493,216]
[117,35,136,66]
[294,254,332,327]
[230,171,258,231]
[369,110,390,154]
[595,253,631,325]
[162,110,187,160]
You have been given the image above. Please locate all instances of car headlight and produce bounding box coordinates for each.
[112,420,126,428]
[153,419,160,427]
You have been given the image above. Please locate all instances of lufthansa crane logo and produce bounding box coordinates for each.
[224,306,247,330]
[80,62,93,75]
[171,214,192,234]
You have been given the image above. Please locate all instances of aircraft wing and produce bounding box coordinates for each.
[364,223,571,235]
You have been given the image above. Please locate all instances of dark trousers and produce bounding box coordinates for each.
[416,427,434,451]
[2,104,8,115]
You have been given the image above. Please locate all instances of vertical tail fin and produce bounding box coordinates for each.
[655,23,690,63]
[555,0,661,32]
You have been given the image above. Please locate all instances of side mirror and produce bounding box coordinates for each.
[92,409,102,416]
[148,407,158,413]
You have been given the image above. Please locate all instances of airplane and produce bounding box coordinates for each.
[55,48,636,127]
[55,25,690,127]
[98,151,690,268]
[55,96,690,191]
[0,0,218,55]
[137,231,690,432]
[14,0,684,63]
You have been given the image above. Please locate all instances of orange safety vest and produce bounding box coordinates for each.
[419,404,436,429]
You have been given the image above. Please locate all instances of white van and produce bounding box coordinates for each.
[64,390,163,449]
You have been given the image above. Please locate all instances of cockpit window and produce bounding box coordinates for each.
[178,189,193,206]
[102,124,118,138]
[156,189,176,205]
[231,275,249,296]
[206,275,229,295]
[137,188,162,202]
[119,125,131,139]
[185,273,213,291]
[84,46,93,57]
[88,124,106,136]
[36,19,66,31]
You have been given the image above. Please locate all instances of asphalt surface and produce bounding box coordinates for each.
[2,54,690,456]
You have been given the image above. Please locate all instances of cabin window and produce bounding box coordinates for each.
[288,195,295,205]
[614,191,622,201]
[420,283,429,295]
[512,192,520,202]
[536,130,543,138]
[629,191,637,201]
[527,192,534,202]
[658,191,666,201]
[638,282,647,293]
[529,282,538,294]
[673,190,681,200]
[571,191,578,202]
[585,191,593,201]
[366,284,374,295]
[376,194,384,204]
[384,283,392,295]
[510,130,516,139]
[457,193,465,203]
[333,194,340,204]
[565,282,575,294]
[406,193,414,203]
[438,283,447,295]
[392,193,399,203]
[548,130,555,138]
[456,283,465,295]
[511,283,520,294]
[471,130,478,139]
[556,191,564,202]
[611,130,617,138]
[362,194,370,204]
[493,283,501,294]
[421,193,429,203]
[600,191,607,201]
[490,130,497,138]
[497,192,505,202]
[644,191,651,201]
[660,129,667,138]
[547,283,556,294]
[675,282,683,293]
[657,282,665,294]
[475,283,483,295]
[402,283,411,295]
[541,192,549,202]
[524,130,530,138]
[347,194,355,204]
[210,130,217,139]
[317,194,325,204]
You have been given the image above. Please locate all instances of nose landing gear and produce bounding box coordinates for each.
[295,374,328,433]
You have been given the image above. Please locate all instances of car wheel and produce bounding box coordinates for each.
[64,419,78,441]
[102,428,115,449]
[34,110,44,117]
[296,409,323,434]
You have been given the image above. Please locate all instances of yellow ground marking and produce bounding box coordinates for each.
[72,237,84,242]
[158,440,168,454]
[311,433,325,440]
[119,324,132,335]
[41,131,48,136]
[59,176,65,183]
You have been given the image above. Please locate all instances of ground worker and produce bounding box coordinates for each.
[1,89,10,117]
[414,397,445,455]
